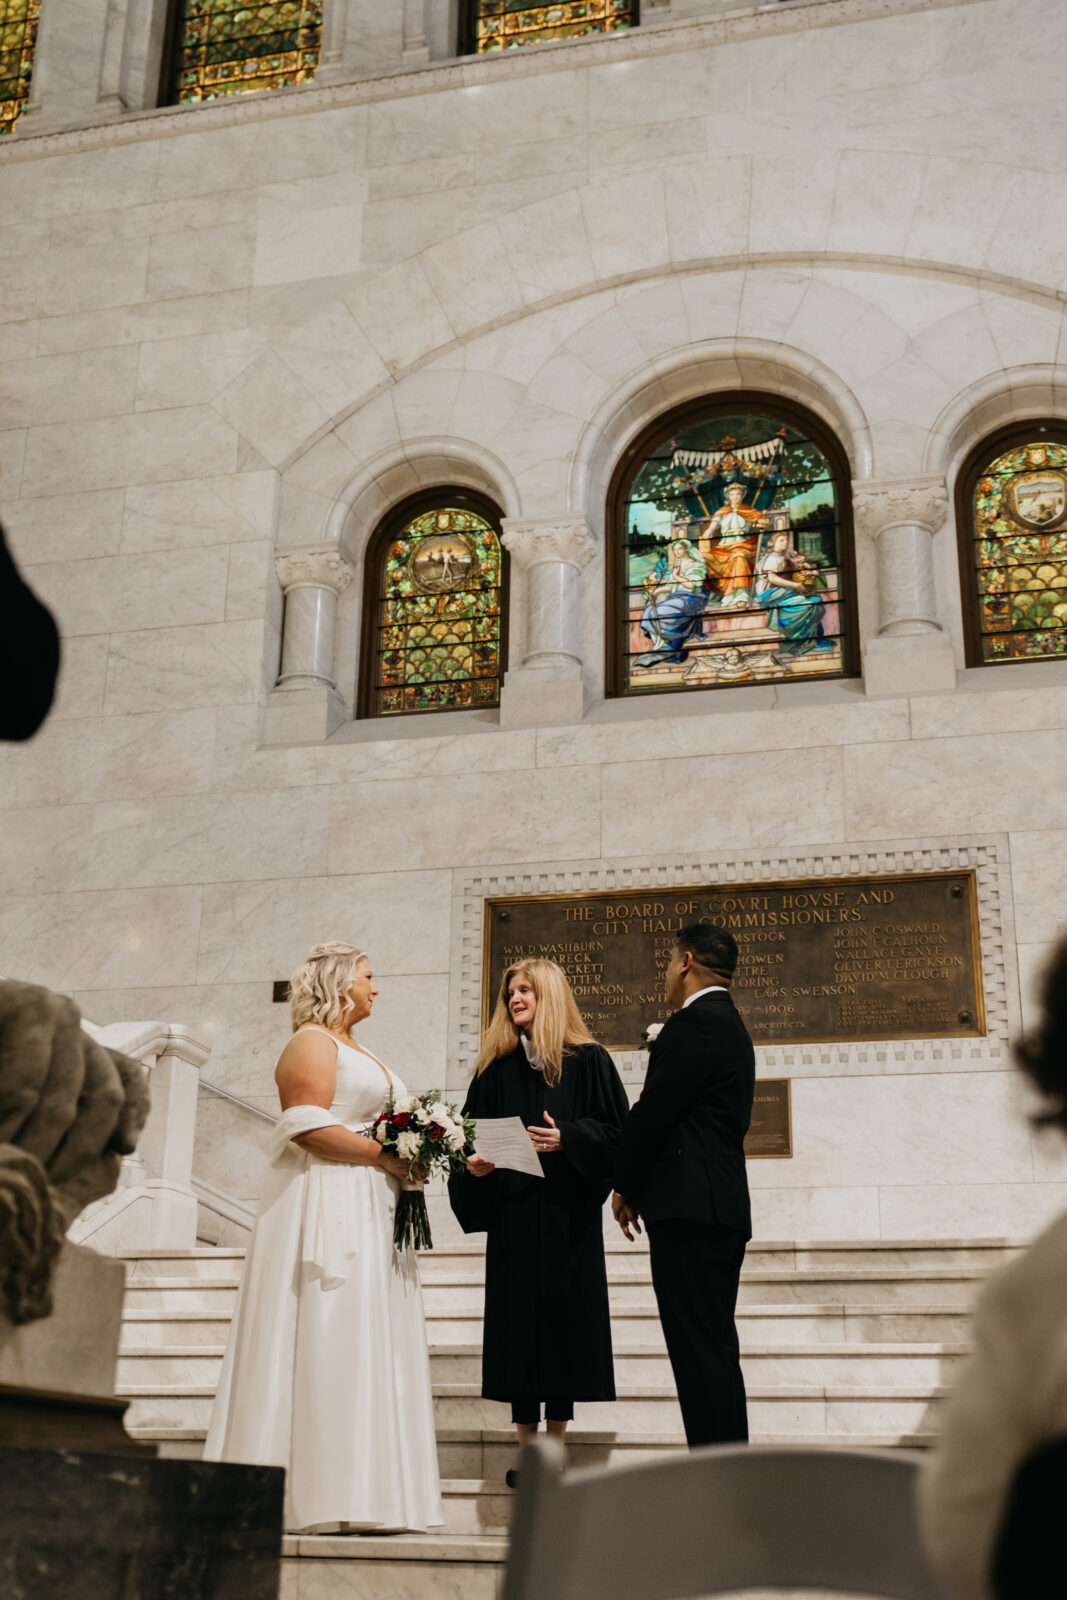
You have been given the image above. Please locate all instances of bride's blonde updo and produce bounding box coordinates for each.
[288,942,367,1034]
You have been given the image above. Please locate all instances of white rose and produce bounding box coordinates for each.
[397,1130,420,1160]
[645,1022,664,1042]
[414,1103,434,1126]
[446,1129,466,1153]
[374,1122,387,1143]
[392,1095,414,1115]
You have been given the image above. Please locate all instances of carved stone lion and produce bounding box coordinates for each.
[0,980,149,1325]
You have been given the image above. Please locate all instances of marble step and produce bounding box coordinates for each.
[425,1303,976,1345]
[280,1531,506,1599]
[138,1425,937,1477]
[115,1339,967,1391]
[421,1237,1019,1273]
[119,1381,947,1436]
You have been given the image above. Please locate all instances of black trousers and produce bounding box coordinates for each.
[647,1219,749,1449]
[509,1397,574,1425]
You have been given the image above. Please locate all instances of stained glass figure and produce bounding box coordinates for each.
[169,0,322,105]
[619,410,849,694]
[969,440,1067,664]
[470,1,635,52]
[1,0,40,135]
[370,506,505,716]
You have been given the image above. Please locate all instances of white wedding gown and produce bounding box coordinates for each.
[203,1027,443,1533]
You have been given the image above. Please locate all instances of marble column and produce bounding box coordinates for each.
[853,476,958,696]
[264,549,353,742]
[500,515,597,727]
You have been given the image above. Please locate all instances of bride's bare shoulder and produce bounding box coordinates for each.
[275,1026,338,1086]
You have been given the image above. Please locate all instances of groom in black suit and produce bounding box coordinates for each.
[613,923,755,1448]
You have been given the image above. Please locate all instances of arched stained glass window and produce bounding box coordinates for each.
[1,0,40,135]
[463,1,636,53]
[166,0,321,105]
[959,427,1067,666]
[608,396,857,697]
[359,494,508,718]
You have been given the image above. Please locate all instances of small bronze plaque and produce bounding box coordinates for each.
[272,980,291,1004]
[483,871,984,1048]
[745,1079,791,1160]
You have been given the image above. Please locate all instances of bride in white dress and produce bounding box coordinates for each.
[204,941,442,1534]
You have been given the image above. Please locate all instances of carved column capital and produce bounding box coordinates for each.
[853,476,949,540]
[274,548,354,596]
[501,516,598,571]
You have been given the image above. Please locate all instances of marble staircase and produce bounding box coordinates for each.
[117,1235,1012,1595]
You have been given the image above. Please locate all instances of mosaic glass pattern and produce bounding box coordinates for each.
[971,440,1067,664]
[621,412,846,694]
[0,0,40,135]
[472,1,635,51]
[171,0,321,105]
[372,506,504,716]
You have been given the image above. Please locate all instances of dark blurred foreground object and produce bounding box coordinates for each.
[918,934,1067,1599]
[0,1448,284,1600]
[0,980,285,1597]
[503,1436,949,1600]
[992,1434,1067,1599]
[0,517,60,740]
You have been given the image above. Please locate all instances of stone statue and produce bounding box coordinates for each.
[0,979,148,1326]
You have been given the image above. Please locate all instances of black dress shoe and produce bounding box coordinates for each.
[505,1469,520,1489]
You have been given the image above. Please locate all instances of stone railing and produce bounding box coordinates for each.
[68,1019,210,1254]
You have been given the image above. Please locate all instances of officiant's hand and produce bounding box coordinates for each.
[527,1111,561,1154]
[467,1155,496,1177]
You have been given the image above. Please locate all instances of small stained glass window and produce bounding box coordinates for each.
[468,1,636,52]
[168,0,322,105]
[363,502,506,718]
[1,0,40,135]
[612,402,854,696]
[966,436,1067,665]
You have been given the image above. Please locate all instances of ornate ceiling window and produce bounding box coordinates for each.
[358,493,508,719]
[462,1,637,53]
[1,0,40,135]
[165,0,322,105]
[607,396,858,697]
[958,425,1067,666]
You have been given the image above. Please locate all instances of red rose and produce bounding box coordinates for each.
[430,1125,443,1140]
[394,1113,410,1131]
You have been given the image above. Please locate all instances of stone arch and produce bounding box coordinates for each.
[568,339,874,536]
[924,365,1067,483]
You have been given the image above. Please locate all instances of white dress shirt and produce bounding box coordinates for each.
[682,985,728,1008]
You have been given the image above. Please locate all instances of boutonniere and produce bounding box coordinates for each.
[640,1022,665,1050]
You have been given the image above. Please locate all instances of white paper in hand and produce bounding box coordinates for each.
[473,1116,544,1178]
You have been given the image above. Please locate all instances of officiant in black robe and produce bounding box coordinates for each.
[448,959,629,1457]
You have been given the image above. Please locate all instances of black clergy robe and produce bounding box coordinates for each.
[448,1042,630,1402]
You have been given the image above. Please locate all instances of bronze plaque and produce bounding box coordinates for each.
[483,871,984,1048]
[745,1079,792,1159]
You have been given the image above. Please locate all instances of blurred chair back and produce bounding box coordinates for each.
[992,1433,1067,1599]
[503,1438,951,1600]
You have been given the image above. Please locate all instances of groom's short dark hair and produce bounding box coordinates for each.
[675,923,738,981]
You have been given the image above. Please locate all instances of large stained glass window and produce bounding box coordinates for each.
[611,400,854,696]
[466,1,636,53]
[361,499,507,718]
[962,432,1067,666]
[167,0,321,105]
[1,0,40,135]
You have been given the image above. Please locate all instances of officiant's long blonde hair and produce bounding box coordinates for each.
[289,941,367,1033]
[475,959,595,1086]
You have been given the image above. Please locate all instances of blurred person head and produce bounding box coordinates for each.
[1016,934,1067,1133]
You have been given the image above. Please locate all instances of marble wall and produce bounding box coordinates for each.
[2,0,1067,1238]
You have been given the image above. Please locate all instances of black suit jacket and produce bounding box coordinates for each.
[614,991,755,1235]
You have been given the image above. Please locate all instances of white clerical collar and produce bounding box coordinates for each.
[682,985,728,1008]
[520,1033,543,1070]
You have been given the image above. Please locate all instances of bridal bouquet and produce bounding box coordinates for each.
[370,1090,476,1252]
